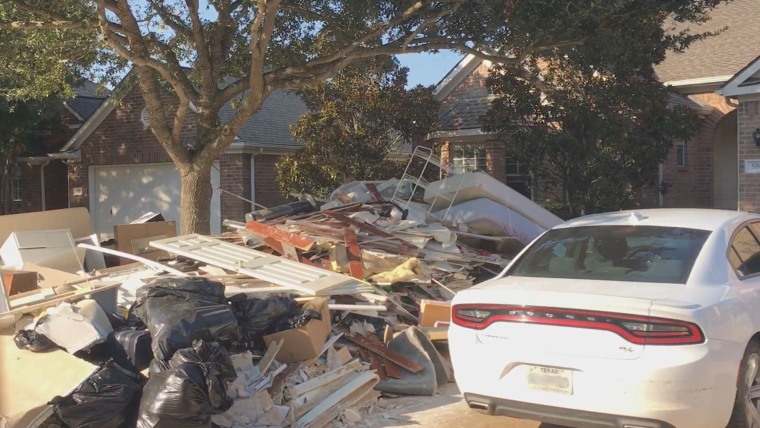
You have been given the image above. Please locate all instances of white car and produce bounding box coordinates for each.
[449,209,760,428]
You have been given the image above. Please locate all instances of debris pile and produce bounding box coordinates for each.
[0,161,564,427]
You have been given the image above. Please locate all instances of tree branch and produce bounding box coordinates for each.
[149,0,193,39]
[0,20,89,29]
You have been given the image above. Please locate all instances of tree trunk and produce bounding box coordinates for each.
[179,162,213,235]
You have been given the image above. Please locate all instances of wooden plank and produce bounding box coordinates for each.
[294,371,379,428]
[259,339,284,376]
[342,332,425,373]
[0,282,121,329]
[246,220,316,251]
[383,359,403,379]
[322,210,417,251]
[150,234,364,296]
[0,332,97,427]
[77,243,187,276]
[343,229,364,280]
[363,183,384,202]
[289,360,363,398]
[368,355,387,379]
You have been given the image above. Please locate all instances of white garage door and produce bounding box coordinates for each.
[89,163,221,238]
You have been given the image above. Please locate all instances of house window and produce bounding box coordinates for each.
[675,141,687,168]
[506,161,532,199]
[11,170,21,201]
[451,144,487,174]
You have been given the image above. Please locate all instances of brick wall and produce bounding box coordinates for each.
[220,153,252,221]
[738,99,760,212]
[254,154,289,208]
[660,93,737,208]
[12,109,80,213]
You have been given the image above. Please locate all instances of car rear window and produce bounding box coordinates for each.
[508,225,711,284]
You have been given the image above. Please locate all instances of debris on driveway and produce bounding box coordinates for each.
[0,164,555,427]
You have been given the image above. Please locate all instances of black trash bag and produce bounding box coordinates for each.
[51,362,143,428]
[169,340,237,382]
[229,295,299,346]
[130,277,238,363]
[74,333,139,374]
[136,356,233,427]
[268,308,322,333]
[14,329,56,352]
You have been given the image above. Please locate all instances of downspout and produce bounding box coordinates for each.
[40,160,50,211]
[250,148,264,211]
[658,162,664,207]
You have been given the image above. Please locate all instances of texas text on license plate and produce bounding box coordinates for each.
[526,365,573,395]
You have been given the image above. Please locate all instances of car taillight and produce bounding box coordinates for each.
[451,304,704,345]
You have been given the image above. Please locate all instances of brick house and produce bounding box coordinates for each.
[15,74,305,237]
[427,0,759,211]
[13,81,108,214]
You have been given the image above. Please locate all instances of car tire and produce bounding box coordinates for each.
[728,340,760,428]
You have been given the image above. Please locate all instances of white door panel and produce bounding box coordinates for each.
[89,163,221,238]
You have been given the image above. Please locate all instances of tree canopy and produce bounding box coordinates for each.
[276,57,439,198]
[481,1,720,217]
[0,0,728,231]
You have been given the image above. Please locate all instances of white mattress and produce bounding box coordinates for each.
[424,172,563,230]
[434,198,545,244]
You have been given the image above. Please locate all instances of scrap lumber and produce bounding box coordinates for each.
[150,234,367,296]
[0,282,121,329]
[322,210,417,252]
[246,220,316,251]
[294,371,379,428]
[77,243,187,276]
[343,229,364,280]
[363,183,384,202]
[342,332,425,373]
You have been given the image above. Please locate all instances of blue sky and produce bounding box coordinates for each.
[396,50,464,88]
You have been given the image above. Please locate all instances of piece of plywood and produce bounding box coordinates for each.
[0,332,97,427]
[114,221,177,263]
[0,208,94,246]
[150,234,366,296]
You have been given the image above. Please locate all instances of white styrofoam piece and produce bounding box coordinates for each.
[423,172,563,230]
[35,299,113,354]
[435,197,546,244]
[150,234,365,296]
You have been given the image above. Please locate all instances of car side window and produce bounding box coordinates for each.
[729,225,760,277]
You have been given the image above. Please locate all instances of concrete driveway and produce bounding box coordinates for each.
[367,383,568,428]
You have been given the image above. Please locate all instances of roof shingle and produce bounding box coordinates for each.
[654,0,760,83]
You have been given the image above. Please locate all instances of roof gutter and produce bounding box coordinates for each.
[17,150,81,165]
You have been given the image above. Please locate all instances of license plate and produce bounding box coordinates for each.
[526,365,573,395]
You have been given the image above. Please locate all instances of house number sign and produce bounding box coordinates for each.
[745,160,760,174]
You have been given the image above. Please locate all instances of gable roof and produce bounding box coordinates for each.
[717,55,760,98]
[438,88,492,131]
[433,54,483,100]
[62,80,110,121]
[655,0,760,84]
[62,72,305,152]
[220,89,305,149]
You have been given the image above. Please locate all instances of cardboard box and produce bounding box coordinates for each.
[1,270,38,296]
[114,221,177,264]
[419,299,451,328]
[0,230,85,273]
[263,297,331,363]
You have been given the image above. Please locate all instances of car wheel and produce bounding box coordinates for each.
[728,341,760,427]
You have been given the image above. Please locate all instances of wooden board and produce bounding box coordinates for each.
[343,229,364,280]
[0,208,94,245]
[0,332,96,427]
[246,221,316,251]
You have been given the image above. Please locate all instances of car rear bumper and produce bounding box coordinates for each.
[464,393,676,428]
